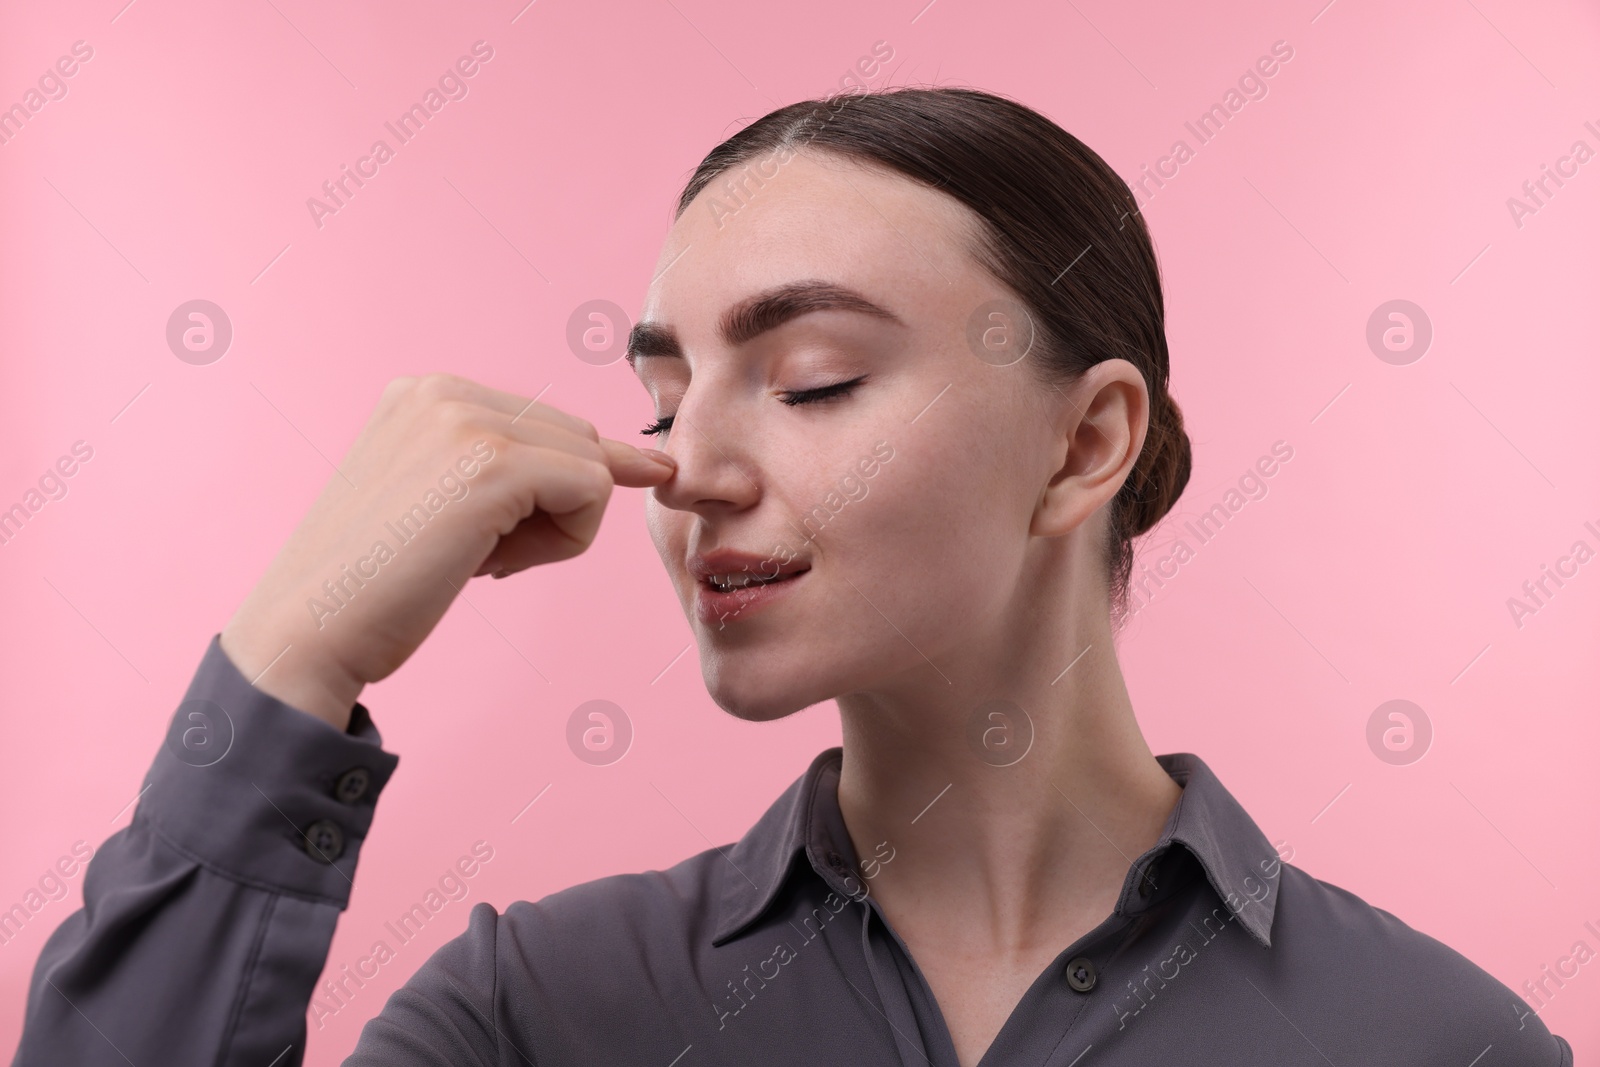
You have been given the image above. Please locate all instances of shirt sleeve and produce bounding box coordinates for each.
[11,632,408,1067]
[337,899,503,1065]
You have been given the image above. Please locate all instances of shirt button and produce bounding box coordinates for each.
[333,767,371,804]
[1065,956,1097,993]
[302,819,345,863]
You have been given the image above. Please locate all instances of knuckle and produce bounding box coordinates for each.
[587,459,615,495]
[414,372,462,403]
[434,398,475,428]
[382,375,419,402]
[465,429,506,465]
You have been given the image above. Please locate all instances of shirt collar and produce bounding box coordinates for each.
[710,747,1283,950]
[1151,752,1283,948]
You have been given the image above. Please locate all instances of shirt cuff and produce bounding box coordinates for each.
[134,632,400,908]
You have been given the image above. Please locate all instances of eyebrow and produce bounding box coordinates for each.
[625,280,904,369]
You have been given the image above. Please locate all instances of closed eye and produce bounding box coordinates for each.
[779,375,867,407]
[640,375,868,437]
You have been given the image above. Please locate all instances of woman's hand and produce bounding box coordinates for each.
[219,373,676,732]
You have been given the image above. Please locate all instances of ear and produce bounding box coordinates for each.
[1030,359,1149,539]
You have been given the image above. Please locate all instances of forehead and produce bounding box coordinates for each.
[639,149,988,335]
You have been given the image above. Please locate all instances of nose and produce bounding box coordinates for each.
[649,391,761,516]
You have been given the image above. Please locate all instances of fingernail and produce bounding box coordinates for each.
[642,449,676,468]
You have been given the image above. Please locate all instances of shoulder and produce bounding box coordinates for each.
[475,844,729,1000]
[1269,863,1572,1065]
[346,849,733,1063]
[501,846,721,951]
[389,846,728,1056]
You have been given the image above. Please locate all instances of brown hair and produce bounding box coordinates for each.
[675,86,1191,630]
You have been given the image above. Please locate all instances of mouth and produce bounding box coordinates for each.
[689,555,813,626]
[702,567,811,594]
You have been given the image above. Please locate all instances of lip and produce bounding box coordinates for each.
[688,548,812,627]
[689,548,811,583]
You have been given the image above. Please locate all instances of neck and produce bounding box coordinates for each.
[833,590,1181,955]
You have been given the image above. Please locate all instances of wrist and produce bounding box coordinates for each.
[219,623,364,733]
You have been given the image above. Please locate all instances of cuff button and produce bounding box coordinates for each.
[334,767,371,804]
[302,819,345,863]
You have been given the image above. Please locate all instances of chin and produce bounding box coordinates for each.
[701,661,819,723]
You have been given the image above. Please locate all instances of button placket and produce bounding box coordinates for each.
[1065,956,1097,993]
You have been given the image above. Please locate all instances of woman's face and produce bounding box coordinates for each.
[633,149,1094,721]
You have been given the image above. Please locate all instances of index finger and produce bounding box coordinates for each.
[415,373,603,442]
[600,436,677,488]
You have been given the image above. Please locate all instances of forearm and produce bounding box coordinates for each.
[11,633,399,1066]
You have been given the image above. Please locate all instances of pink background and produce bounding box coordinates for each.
[3,0,1597,1061]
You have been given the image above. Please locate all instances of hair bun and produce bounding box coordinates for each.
[1125,389,1192,538]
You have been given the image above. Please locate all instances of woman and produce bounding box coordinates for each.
[14,87,1572,1067]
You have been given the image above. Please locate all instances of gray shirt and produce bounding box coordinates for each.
[12,633,1575,1065]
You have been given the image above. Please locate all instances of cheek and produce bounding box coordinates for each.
[644,498,678,568]
[824,438,1016,622]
